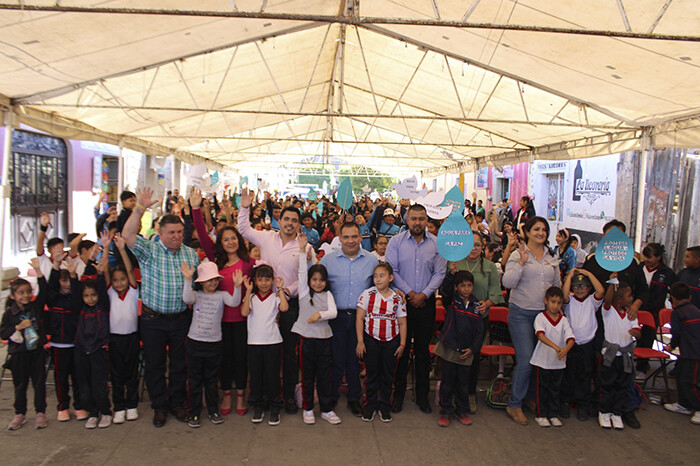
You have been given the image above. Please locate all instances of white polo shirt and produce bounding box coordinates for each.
[564,294,603,345]
[530,312,575,370]
[601,304,639,354]
[108,285,140,335]
[247,292,283,345]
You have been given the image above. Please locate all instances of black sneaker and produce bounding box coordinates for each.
[622,410,641,429]
[251,407,264,424]
[379,410,392,423]
[285,398,298,415]
[268,408,280,426]
[417,398,432,414]
[361,409,375,422]
[187,415,201,428]
[348,400,362,417]
[209,412,224,425]
[577,408,589,422]
[559,402,571,419]
[391,399,403,413]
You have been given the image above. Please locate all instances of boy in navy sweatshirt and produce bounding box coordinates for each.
[433,271,483,427]
[677,246,700,309]
[663,282,700,425]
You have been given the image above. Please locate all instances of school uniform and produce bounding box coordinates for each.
[357,287,406,414]
[46,268,82,412]
[599,304,639,415]
[247,292,284,411]
[72,275,112,418]
[0,277,48,415]
[637,264,678,371]
[668,301,700,410]
[433,294,483,417]
[108,284,140,413]
[530,312,575,419]
[677,266,700,309]
[183,282,241,418]
[292,253,337,412]
[562,293,602,413]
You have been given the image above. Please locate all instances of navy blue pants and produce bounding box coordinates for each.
[440,359,471,416]
[363,334,400,413]
[329,311,361,403]
[299,337,332,412]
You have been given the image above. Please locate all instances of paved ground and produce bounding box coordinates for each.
[1,366,699,466]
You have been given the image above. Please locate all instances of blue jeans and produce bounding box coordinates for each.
[507,303,541,409]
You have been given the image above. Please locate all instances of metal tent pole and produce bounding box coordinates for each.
[1,110,13,276]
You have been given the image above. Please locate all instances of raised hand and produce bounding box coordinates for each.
[189,187,202,210]
[28,257,41,273]
[449,262,458,274]
[232,269,244,287]
[88,243,100,261]
[239,188,254,209]
[242,275,253,290]
[179,262,194,281]
[69,232,86,249]
[99,230,112,250]
[64,255,77,275]
[297,228,308,252]
[276,276,285,290]
[106,205,118,222]
[136,187,158,210]
[40,212,51,227]
[113,233,126,250]
[52,251,68,269]
[517,241,529,265]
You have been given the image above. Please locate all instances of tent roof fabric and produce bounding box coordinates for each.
[1,1,699,175]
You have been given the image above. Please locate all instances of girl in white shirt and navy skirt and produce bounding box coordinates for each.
[241,263,289,426]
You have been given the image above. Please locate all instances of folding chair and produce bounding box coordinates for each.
[634,310,671,399]
[480,306,515,377]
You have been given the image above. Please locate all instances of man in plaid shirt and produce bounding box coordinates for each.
[123,187,200,428]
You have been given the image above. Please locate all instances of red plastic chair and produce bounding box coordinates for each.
[658,308,673,336]
[634,310,671,397]
[481,306,515,358]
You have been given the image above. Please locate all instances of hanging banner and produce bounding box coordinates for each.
[437,214,474,261]
[595,227,635,272]
[476,168,488,189]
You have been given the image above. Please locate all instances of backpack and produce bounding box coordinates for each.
[486,376,512,410]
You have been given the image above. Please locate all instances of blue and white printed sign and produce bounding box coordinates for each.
[595,227,634,272]
[437,214,474,261]
[441,185,464,216]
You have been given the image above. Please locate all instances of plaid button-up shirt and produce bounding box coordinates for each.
[130,236,201,314]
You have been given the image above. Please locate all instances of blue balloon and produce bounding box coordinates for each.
[441,185,464,216]
[595,227,635,272]
[437,213,474,261]
[336,178,353,210]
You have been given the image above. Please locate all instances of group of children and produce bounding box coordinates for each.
[3,187,700,433]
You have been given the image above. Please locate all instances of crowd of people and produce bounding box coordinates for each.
[2,184,700,433]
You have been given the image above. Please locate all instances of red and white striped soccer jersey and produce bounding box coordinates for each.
[357,287,407,341]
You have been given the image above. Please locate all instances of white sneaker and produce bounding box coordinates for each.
[691,412,700,425]
[535,417,551,427]
[598,412,612,429]
[126,408,139,421]
[664,402,693,415]
[98,415,112,428]
[321,411,342,425]
[549,417,563,427]
[113,410,126,424]
[303,410,315,425]
[85,417,98,429]
[611,414,624,430]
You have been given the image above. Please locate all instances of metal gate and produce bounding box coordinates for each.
[9,130,68,253]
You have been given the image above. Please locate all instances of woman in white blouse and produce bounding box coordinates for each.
[501,216,561,426]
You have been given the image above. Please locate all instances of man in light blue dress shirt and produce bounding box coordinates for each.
[321,222,379,416]
[386,204,447,414]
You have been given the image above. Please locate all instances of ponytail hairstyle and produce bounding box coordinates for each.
[557,229,574,253]
[7,278,32,310]
[485,242,503,263]
[307,264,330,306]
[250,264,275,295]
[642,243,666,265]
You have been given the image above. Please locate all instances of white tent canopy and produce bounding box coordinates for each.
[1,0,699,175]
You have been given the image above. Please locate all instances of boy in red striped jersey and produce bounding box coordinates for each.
[356,263,407,423]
